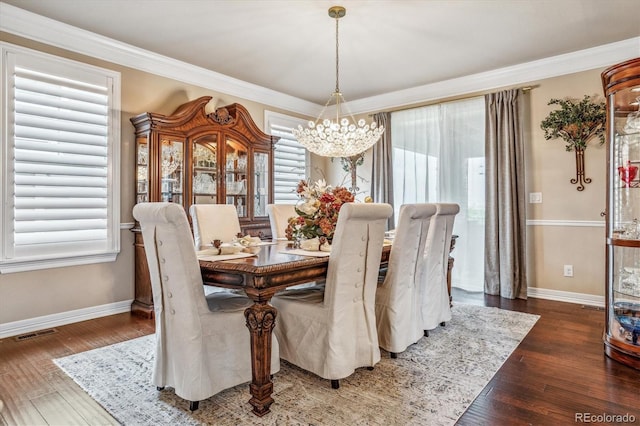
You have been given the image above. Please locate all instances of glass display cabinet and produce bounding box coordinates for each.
[130,97,278,317]
[602,57,640,370]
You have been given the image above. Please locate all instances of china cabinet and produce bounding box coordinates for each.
[130,97,278,317]
[602,57,640,369]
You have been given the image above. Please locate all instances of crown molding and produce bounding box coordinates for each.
[348,37,640,115]
[0,3,322,117]
[1,3,638,117]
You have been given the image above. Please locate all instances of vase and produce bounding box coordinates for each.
[300,237,320,251]
[618,161,638,187]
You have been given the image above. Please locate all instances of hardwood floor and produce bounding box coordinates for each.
[455,289,640,426]
[0,291,638,425]
[0,313,155,425]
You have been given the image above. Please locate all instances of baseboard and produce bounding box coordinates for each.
[0,300,134,339]
[527,287,604,307]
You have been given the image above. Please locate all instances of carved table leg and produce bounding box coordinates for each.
[244,293,277,417]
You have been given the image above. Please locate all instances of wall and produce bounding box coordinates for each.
[525,68,607,300]
[338,68,608,302]
[0,32,613,333]
[0,33,313,330]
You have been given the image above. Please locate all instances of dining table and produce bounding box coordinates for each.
[199,240,391,417]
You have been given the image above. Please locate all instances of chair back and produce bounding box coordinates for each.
[323,203,393,365]
[421,202,460,330]
[189,204,241,249]
[376,203,437,352]
[132,203,211,378]
[267,203,296,240]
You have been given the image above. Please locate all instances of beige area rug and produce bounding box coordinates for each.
[54,304,539,426]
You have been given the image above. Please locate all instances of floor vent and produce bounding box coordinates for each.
[581,305,604,311]
[14,328,57,341]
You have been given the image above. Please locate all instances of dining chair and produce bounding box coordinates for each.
[266,203,296,240]
[132,202,280,411]
[271,202,393,389]
[421,203,460,335]
[189,204,241,250]
[375,203,437,358]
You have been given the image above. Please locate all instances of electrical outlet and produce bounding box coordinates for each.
[529,192,542,203]
[563,265,573,277]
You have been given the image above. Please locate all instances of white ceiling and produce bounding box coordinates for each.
[2,0,639,111]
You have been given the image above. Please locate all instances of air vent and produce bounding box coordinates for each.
[581,305,604,311]
[14,328,57,341]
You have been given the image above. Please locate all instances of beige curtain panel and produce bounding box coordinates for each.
[484,89,527,299]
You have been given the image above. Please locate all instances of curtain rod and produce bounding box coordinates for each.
[369,85,537,116]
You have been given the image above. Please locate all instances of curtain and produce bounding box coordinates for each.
[484,89,527,299]
[371,112,394,228]
[391,97,485,292]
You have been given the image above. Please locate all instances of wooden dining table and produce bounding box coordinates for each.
[199,240,391,417]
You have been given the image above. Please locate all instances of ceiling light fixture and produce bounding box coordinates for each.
[292,6,384,158]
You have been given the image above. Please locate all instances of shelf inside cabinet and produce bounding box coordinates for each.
[608,237,640,247]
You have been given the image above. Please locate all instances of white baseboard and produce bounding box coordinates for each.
[0,299,134,339]
[527,287,604,307]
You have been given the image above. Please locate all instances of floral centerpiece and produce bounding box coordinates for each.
[285,179,354,246]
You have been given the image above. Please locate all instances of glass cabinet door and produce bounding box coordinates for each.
[135,137,148,204]
[160,138,184,204]
[254,151,269,217]
[192,135,218,205]
[607,82,640,349]
[225,138,248,218]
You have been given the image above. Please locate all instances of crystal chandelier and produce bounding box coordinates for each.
[292,6,384,158]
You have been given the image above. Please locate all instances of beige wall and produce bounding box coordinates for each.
[0,33,314,325]
[525,69,607,298]
[347,68,608,298]
[0,32,610,327]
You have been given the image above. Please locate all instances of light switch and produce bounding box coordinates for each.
[529,192,542,204]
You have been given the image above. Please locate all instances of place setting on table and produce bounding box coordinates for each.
[196,234,274,261]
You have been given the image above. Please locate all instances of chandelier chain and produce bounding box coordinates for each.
[291,5,384,158]
[335,13,340,94]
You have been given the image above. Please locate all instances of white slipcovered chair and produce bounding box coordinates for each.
[189,204,241,250]
[266,203,296,240]
[375,203,437,358]
[421,203,460,334]
[132,202,280,411]
[271,203,393,389]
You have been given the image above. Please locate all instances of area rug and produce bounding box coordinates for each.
[54,304,538,426]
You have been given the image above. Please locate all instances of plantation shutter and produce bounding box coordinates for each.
[270,124,307,203]
[2,44,120,270]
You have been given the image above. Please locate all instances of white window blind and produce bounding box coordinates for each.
[1,43,121,273]
[264,111,309,204]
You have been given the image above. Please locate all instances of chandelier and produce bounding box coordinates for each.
[292,6,384,158]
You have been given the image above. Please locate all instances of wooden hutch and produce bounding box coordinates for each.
[130,97,278,317]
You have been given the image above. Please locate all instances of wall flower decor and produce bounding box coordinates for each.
[540,95,606,191]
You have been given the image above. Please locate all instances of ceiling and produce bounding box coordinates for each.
[2,0,639,109]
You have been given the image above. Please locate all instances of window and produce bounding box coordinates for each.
[1,43,121,273]
[391,97,485,292]
[264,111,309,203]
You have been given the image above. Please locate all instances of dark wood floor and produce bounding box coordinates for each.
[0,290,638,425]
[455,290,640,426]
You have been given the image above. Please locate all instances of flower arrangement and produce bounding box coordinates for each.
[285,179,354,244]
[540,95,606,152]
